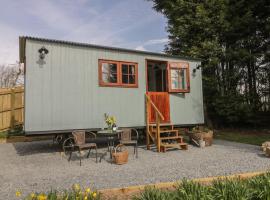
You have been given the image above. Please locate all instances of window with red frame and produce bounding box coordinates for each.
[168,62,190,93]
[99,59,138,87]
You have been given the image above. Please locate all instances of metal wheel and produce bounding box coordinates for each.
[55,135,64,145]
[62,137,75,157]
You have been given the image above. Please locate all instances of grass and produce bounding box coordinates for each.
[0,131,8,139]
[134,173,270,200]
[214,129,270,146]
[0,126,24,139]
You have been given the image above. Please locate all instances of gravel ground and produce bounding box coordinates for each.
[0,139,269,199]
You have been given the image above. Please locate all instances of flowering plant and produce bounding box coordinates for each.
[16,184,100,200]
[104,113,116,129]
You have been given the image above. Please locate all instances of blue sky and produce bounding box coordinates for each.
[0,0,168,65]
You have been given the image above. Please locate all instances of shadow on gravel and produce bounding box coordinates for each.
[12,140,61,156]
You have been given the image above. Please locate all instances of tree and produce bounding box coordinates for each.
[0,63,24,88]
[150,0,270,127]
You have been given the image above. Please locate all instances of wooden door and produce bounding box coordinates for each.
[147,92,170,123]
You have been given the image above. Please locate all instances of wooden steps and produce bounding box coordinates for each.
[152,129,178,133]
[160,142,188,152]
[160,136,183,140]
[145,93,188,153]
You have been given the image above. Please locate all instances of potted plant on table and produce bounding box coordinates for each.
[187,126,214,147]
[104,113,117,131]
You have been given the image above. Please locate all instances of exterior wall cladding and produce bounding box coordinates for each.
[24,39,204,132]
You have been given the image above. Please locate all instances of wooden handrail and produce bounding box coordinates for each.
[145,94,165,120]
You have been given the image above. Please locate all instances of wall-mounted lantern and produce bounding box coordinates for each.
[38,46,49,60]
[192,64,201,75]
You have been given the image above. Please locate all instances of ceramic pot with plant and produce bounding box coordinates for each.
[188,126,213,146]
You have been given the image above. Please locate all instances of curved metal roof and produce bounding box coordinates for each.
[19,36,201,62]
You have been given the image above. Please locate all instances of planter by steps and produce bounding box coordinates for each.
[187,130,213,147]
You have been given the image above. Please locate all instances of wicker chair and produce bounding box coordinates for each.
[70,130,98,166]
[119,128,139,158]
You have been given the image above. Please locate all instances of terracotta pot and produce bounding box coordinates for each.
[188,130,213,146]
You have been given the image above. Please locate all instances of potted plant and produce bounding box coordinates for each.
[104,113,117,131]
[187,126,213,147]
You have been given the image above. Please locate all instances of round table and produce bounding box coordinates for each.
[97,129,123,161]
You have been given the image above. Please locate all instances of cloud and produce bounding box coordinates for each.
[135,38,168,52]
[135,45,147,51]
[0,22,20,65]
[0,0,167,65]
[145,38,169,45]
[62,0,163,46]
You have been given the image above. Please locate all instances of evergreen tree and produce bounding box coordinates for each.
[150,0,270,127]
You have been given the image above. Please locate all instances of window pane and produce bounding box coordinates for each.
[171,69,179,78]
[109,73,117,83]
[110,63,117,73]
[101,62,118,83]
[129,65,135,74]
[102,73,110,83]
[180,69,187,89]
[122,74,129,84]
[122,64,128,74]
[171,76,179,89]
[170,69,180,89]
[102,63,110,73]
[170,68,188,90]
[129,75,135,84]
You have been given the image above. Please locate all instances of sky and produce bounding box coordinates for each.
[0,0,168,65]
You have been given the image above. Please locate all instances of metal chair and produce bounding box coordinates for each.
[119,128,139,158]
[66,130,98,166]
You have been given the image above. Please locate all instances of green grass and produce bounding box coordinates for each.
[0,131,8,139]
[134,173,270,200]
[0,126,24,139]
[214,130,270,146]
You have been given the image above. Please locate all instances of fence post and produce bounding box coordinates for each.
[10,88,15,131]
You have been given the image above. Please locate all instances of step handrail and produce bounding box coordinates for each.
[145,94,165,120]
[145,93,165,152]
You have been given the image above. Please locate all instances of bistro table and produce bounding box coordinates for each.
[97,129,123,162]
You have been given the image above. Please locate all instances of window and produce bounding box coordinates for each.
[99,59,138,87]
[168,62,190,93]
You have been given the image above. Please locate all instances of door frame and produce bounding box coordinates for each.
[145,59,171,123]
[145,59,169,92]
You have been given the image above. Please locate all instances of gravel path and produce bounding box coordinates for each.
[0,139,269,199]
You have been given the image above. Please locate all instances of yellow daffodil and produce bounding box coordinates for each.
[15,190,21,197]
[72,183,81,191]
[37,193,47,200]
[85,188,91,193]
[84,196,88,200]
[92,192,97,198]
[30,193,36,198]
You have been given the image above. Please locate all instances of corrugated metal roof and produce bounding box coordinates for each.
[20,36,201,62]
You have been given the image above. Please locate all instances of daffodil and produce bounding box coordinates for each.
[92,192,97,198]
[72,183,81,191]
[16,190,21,197]
[37,193,47,200]
[85,188,91,194]
[84,196,88,200]
[30,192,36,198]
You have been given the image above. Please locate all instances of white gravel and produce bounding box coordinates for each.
[0,139,269,199]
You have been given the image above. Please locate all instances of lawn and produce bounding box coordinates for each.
[214,129,270,146]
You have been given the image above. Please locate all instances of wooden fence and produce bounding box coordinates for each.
[0,87,24,131]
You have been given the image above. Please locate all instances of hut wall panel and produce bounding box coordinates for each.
[25,40,204,132]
